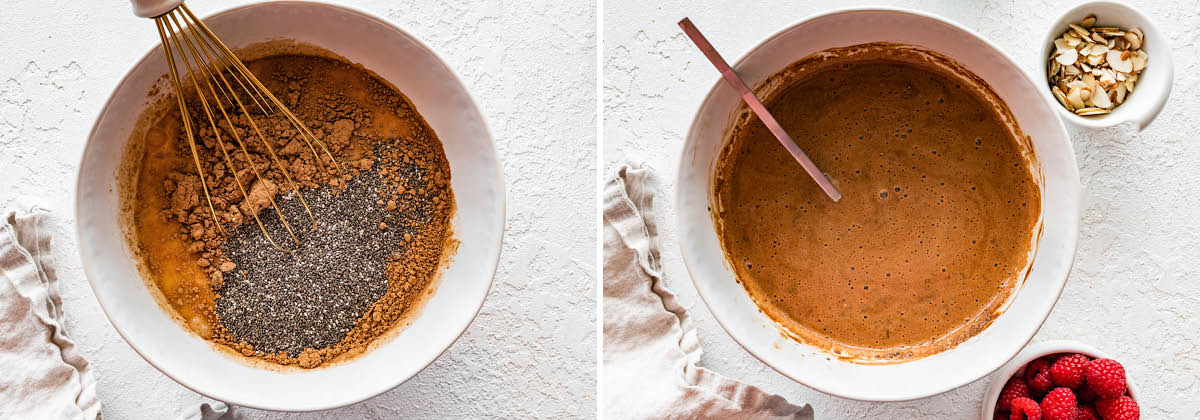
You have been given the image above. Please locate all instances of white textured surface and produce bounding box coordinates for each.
[605,0,1199,418]
[1,0,595,418]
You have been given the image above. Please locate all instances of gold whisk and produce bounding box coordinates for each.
[132,1,343,251]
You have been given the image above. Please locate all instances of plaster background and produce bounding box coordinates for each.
[604,0,1200,418]
[0,0,596,418]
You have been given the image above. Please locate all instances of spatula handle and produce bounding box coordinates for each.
[679,18,842,202]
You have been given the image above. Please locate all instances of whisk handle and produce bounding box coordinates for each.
[131,0,184,18]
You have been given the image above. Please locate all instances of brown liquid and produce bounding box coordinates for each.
[713,44,1041,362]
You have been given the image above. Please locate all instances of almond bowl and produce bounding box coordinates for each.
[1039,1,1173,130]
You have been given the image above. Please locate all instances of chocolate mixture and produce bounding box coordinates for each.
[126,46,454,368]
[713,44,1041,362]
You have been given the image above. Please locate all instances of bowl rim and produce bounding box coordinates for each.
[979,339,1139,417]
[676,6,1080,401]
[1036,0,1174,130]
[74,0,505,411]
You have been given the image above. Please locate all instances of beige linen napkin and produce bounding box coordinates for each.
[0,207,238,419]
[603,165,814,419]
[0,208,100,419]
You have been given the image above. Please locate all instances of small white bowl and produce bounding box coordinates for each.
[677,8,1080,401]
[1039,1,1173,130]
[77,2,504,411]
[980,340,1139,418]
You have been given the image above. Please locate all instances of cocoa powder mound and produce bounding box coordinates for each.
[147,53,453,368]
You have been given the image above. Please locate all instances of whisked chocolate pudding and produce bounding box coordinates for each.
[712,43,1041,362]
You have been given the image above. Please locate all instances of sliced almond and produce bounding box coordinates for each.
[1054,38,1073,52]
[1115,82,1127,104]
[1065,32,1083,46]
[1099,69,1117,86]
[1082,74,1099,97]
[1075,107,1111,116]
[1132,50,1147,71]
[1089,44,1109,55]
[1070,23,1091,38]
[1107,49,1133,73]
[1123,32,1141,49]
[1091,32,1107,43]
[1081,14,1097,28]
[1087,53,1105,66]
[1055,48,1078,66]
[1090,86,1112,108]
[1052,86,1072,109]
[1130,27,1144,42]
[1093,27,1124,35]
[1125,79,1136,93]
[1131,56,1146,72]
[1066,86,1086,109]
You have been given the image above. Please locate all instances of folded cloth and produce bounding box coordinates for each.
[0,208,100,419]
[602,165,814,419]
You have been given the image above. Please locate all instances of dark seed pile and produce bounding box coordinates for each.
[215,167,422,357]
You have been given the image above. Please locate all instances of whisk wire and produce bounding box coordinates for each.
[163,10,300,250]
[152,2,343,250]
[154,17,225,237]
[174,10,319,231]
[179,4,345,179]
[160,12,292,251]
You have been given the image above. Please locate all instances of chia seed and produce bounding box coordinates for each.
[215,163,425,357]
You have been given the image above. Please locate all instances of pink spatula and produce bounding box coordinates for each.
[678,18,842,202]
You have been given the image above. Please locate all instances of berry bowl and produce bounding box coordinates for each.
[980,339,1139,419]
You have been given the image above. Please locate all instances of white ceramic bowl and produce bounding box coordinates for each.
[1038,1,1173,130]
[76,2,504,411]
[677,8,1080,401]
[980,340,1139,418]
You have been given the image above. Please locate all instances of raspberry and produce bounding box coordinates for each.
[1084,358,1127,399]
[998,376,1031,411]
[1096,396,1139,420]
[1009,397,1041,420]
[1050,354,1089,388]
[1040,387,1077,420]
[1076,404,1099,420]
[1025,357,1055,395]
